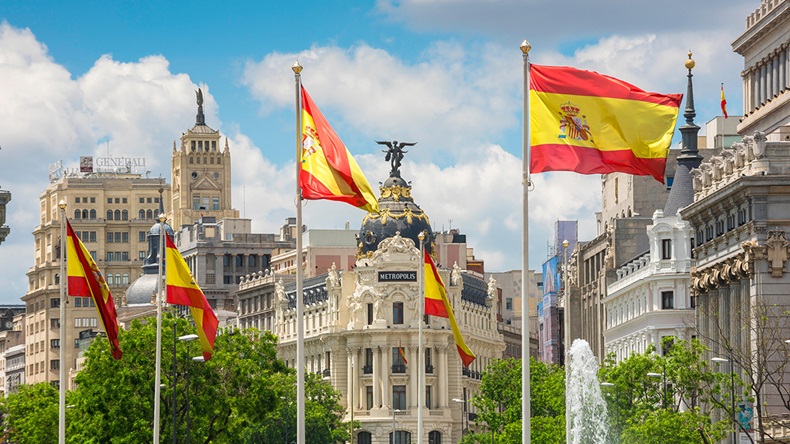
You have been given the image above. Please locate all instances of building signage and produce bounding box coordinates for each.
[80,156,93,173]
[378,271,417,282]
[95,157,146,168]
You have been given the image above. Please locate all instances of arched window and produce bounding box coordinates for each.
[121,210,128,221]
[115,274,122,285]
[89,209,96,219]
[358,432,372,444]
[147,209,153,219]
[114,210,121,220]
[139,210,145,220]
[54,274,60,284]
[74,209,81,219]
[106,274,114,285]
[82,209,88,219]
[390,431,411,444]
[122,273,129,285]
[428,431,442,444]
[106,210,113,220]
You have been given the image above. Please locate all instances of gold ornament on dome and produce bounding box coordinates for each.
[361,208,431,227]
[380,185,412,202]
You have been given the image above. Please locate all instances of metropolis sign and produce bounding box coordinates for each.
[378,271,417,282]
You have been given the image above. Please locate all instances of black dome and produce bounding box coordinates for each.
[356,171,434,258]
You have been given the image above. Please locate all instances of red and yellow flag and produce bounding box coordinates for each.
[398,344,408,364]
[423,250,476,367]
[165,234,218,361]
[66,220,122,360]
[721,83,728,119]
[530,64,682,183]
[300,86,379,213]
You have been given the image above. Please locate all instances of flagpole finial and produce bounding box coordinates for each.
[58,199,67,210]
[685,51,695,71]
[520,40,531,54]
[292,60,303,74]
[158,213,166,223]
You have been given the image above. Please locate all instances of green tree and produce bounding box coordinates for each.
[0,382,59,444]
[465,357,565,444]
[64,314,348,443]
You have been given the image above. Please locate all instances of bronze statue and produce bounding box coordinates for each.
[376,140,416,176]
[196,88,203,107]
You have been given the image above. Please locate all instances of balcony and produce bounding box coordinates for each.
[391,364,406,374]
[362,364,373,375]
[425,364,434,374]
[322,368,330,378]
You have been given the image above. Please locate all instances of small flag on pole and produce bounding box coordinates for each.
[530,64,682,183]
[300,86,379,213]
[165,233,218,361]
[721,83,728,119]
[66,220,122,360]
[423,250,476,367]
[398,343,408,364]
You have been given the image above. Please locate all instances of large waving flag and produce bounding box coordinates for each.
[165,234,218,361]
[66,220,122,360]
[423,250,476,367]
[530,64,682,183]
[300,86,379,213]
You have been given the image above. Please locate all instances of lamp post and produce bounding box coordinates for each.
[713,356,736,444]
[600,382,619,443]
[178,334,199,444]
[452,398,466,437]
[58,200,66,444]
[647,372,667,409]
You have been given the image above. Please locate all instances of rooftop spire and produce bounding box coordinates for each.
[195,88,206,126]
[663,51,703,216]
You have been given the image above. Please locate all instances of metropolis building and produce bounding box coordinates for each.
[237,155,505,444]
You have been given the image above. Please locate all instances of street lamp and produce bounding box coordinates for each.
[647,372,667,409]
[713,356,737,444]
[452,398,466,437]
[178,334,199,444]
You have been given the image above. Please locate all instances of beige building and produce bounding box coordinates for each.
[23,171,170,385]
[170,88,238,230]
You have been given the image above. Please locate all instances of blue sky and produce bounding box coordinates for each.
[0,0,757,304]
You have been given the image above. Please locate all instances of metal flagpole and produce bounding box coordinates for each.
[58,200,67,444]
[563,240,571,444]
[292,60,306,444]
[154,212,166,443]
[520,39,532,444]
[417,231,426,444]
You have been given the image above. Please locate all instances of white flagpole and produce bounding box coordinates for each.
[417,231,426,444]
[520,39,532,444]
[58,201,67,444]
[292,60,306,444]
[154,212,166,443]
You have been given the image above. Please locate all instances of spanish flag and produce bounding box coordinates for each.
[165,233,218,361]
[300,86,379,213]
[66,220,122,360]
[423,250,476,367]
[530,64,682,183]
[721,83,728,119]
[398,343,408,364]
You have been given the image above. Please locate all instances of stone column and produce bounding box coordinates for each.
[719,286,730,352]
[779,51,786,91]
[409,345,418,410]
[373,346,381,409]
[381,346,390,409]
[438,346,448,408]
[709,290,720,357]
[753,70,761,110]
[347,349,354,410]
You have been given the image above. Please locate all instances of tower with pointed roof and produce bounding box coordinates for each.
[171,88,238,229]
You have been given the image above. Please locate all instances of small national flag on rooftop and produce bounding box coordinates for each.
[721,83,728,119]
[530,64,682,183]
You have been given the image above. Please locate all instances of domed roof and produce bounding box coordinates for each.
[149,220,175,237]
[124,273,158,305]
[356,141,434,258]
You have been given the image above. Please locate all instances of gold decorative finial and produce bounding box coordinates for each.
[292,60,303,74]
[685,51,695,70]
[520,40,531,55]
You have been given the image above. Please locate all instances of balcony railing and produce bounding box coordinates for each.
[362,364,373,375]
[425,364,434,374]
[391,364,406,374]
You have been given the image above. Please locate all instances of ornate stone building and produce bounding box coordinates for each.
[237,157,504,444]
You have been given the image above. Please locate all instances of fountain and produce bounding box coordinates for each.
[566,339,610,444]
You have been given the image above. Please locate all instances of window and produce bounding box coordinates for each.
[392,385,407,410]
[661,291,674,310]
[426,385,432,409]
[122,252,129,261]
[506,298,513,310]
[139,251,146,260]
[235,255,243,267]
[114,198,120,204]
[107,198,112,204]
[223,254,231,267]
[107,210,113,220]
[51,339,60,349]
[367,303,373,325]
[75,297,82,308]
[366,386,373,409]
[121,210,128,220]
[148,197,153,203]
[89,209,96,219]
[248,255,257,267]
[661,239,671,260]
[139,231,146,242]
[393,302,404,324]
[223,276,233,285]
[51,360,60,371]
[75,197,80,203]
[74,209,81,219]
[390,431,410,444]
[364,348,373,374]
[90,197,95,203]
[425,347,433,373]
[428,431,442,444]
[50,317,59,328]
[50,298,60,308]
[392,348,406,373]
[122,273,129,285]
[359,432,373,444]
[122,198,127,204]
[106,253,113,262]
[139,197,145,204]
[114,210,121,220]
[154,197,159,203]
[139,209,145,219]
[147,209,153,219]
[54,273,60,284]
